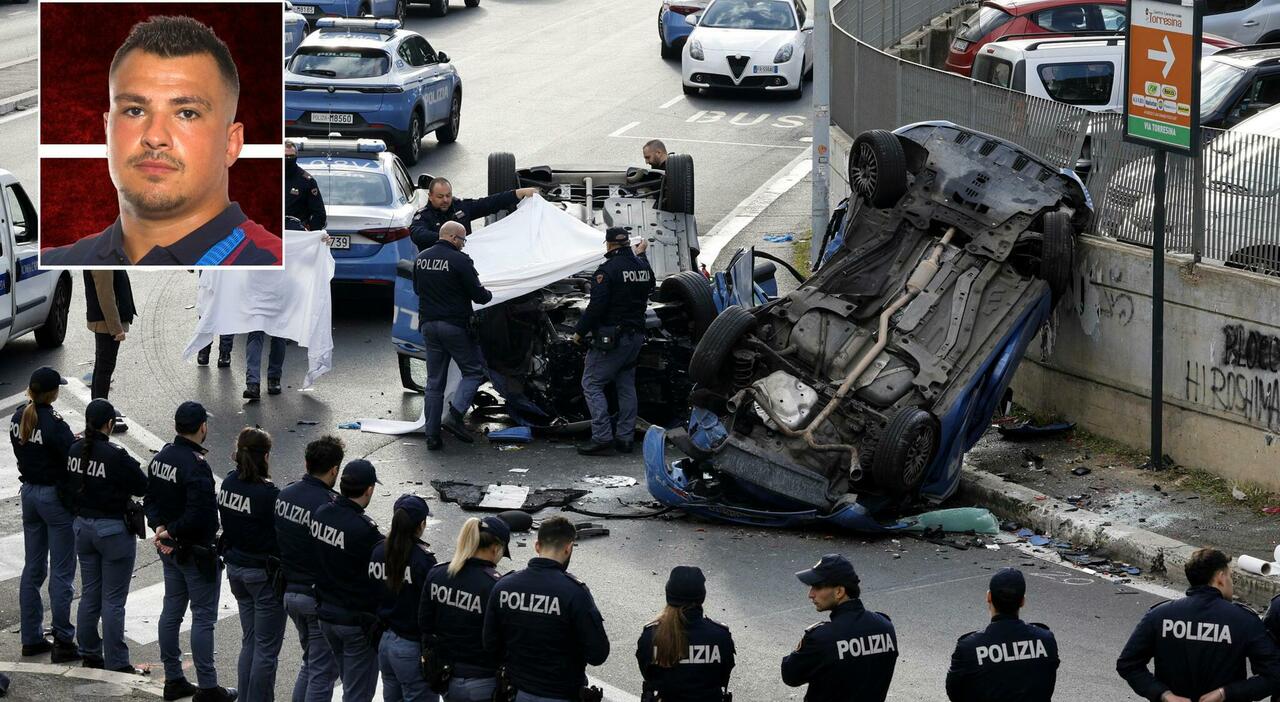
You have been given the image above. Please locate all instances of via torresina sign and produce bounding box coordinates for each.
[1124,0,1202,153]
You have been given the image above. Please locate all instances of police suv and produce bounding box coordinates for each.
[286,18,462,166]
[0,171,71,352]
[285,2,310,57]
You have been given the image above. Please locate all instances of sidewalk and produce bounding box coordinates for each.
[0,661,162,700]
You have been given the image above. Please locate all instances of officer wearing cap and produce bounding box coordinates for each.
[218,427,284,700]
[781,554,898,702]
[408,177,539,251]
[414,220,491,451]
[636,566,735,702]
[1118,547,1280,702]
[275,435,344,701]
[143,401,237,702]
[286,141,326,232]
[66,399,147,674]
[946,568,1058,702]
[313,459,386,702]
[574,227,655,456]
[483,515,610,702]
[9,367,79,663]
[369,494,437,700]
[420,515,512,701]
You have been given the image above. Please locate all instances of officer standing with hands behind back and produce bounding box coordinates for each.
[574,227,655,457]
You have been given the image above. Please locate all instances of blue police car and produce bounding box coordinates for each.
[658,1,707,59]
[291,0,406,25]
[286,18,462,166]
[285,3,310,57]
[296,137,425,285]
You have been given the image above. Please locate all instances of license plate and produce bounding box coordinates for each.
[311,112,353,124]
[294,4,315,13]
[327,235,350,250]
[752,65,779,74]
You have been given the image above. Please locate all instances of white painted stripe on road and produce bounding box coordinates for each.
[659,96,684,109]
[0,532,26,583]
[123,577,237,645]
[0,106,35,126]
[610,132,807,151]
[62,378,168,457]
[698,147,812,266]
[609,121,640,138]
[0,56,35,72]
[1009,542,1185,601]
[39,144,283,159]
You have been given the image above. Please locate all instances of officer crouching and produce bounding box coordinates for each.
[946,568,1058,701]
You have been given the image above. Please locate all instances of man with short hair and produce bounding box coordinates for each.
[945,568,1059,701]
[407,177,538,251]
[42,15,280,266]
[642,140,669,170]
[484,516,610,702]
[781,554,898,702]
[1118,547,1280,702]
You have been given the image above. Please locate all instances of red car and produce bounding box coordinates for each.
[945,0,1129,76]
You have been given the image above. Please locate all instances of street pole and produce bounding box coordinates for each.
[1151,149,1166,469]
[811,0,831,269]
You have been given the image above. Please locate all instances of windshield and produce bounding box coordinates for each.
[1200,59,1247,116]
[309,168,393,206]
[958,5,1013,42]
[701,0,797,30]
[290,47,390,79]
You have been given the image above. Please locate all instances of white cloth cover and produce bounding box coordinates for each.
[183,231,335,389]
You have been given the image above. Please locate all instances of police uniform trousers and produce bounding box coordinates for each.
[199,335,235,361]
[227,563,287,700]
[20,483,77,646]
[378,630,439,702]
[420,320,486,438]
[74,516,136,669]
[581,331,645,444]
[444,676,497,702]
[158,550,223,688]
[245,332,287,386]
[319,610,379,702]
[284,589,338,702]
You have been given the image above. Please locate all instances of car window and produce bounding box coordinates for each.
[972,54,1015,88]
[1233,105,1280,137]
[1036,61,1114,105]
[291,47,391,78]
[1206,0,1264,15]
[700,0,797,30]
[957,5,1014,42]
[1200,58,1249,116]
[794,0,806,26]
[5,184,37,245]
[390,160,413,202]
[401,36,436,67]
[1226,74,1280,126]
[312,169,393,206]
[1100,6,1127,31]
[1031,5,1108,32]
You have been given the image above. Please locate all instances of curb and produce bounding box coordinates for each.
[959,464,1280,609]
[0,89,37,118]
[0,661,164,697]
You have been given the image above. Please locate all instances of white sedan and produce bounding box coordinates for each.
[681,0,813,99]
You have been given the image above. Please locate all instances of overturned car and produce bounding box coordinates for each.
[645,121,1092,530]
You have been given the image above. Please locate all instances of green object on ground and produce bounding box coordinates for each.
[900,507,999,534]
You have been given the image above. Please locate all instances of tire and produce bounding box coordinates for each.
[848,129,908,209]
[465,0,479,6]
[689,306,756,389]
[34,276,70,349]
[399,112,423,165]
[398,353,425,393]
[683,83,699,96]
[660,30,678,59]
[662,153,695,214]
[1039,211,1075,302]
[871,406,938,497]
[487,151,518,195]
[783,86,804,101]
[432,0,448,16]
[659,270,717,342]
[436,91,461,143]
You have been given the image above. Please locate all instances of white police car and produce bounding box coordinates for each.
[1,171,71,352]
[295,137,426,285]
[285,18,462,166]
[285,2,310,58]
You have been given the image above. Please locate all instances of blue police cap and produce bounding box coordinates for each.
[989,567,1026,599]
[29,366,67,393]
[605,226,631,244]
[85,399,116,430]
[796,554,859,588]
[666,565,707,606]
[174,401,208,429]
[481,515,512,558]
[394,494,430,526]
[342,459,381,488]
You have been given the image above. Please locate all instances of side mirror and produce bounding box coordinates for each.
[437,51,450,63]
[686,12,701,26]
[417,174,434,190]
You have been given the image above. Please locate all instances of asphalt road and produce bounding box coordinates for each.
[0,1,1184,700]
[0,108,37,206]
[0,1,36,70]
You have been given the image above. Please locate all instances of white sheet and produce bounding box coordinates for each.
[183,231,336,389]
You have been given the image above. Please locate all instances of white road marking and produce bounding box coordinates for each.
[39,144,282,159]
[62,378,168,456]
[698,147,813,266]
[658,95,684,109]
[608,121,641,138]
[1009,542,1184,600]
[611,133,807,150]
[0,532,26,583]
[122,577,237,645]
[0,106,36,126]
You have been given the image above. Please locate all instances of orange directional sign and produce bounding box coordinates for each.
[1124,0,1202,152]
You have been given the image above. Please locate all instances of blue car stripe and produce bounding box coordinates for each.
[16,256,45,281]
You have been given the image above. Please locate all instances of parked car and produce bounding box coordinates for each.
[285,18,461,165]
[681,0,813,99]
[3,171,71,352]
[660,1,709,59]
[285,2,310,57]
[944,0,1128,77]
[1198,44,1280,128]
[290,0,406,25]
[1205,0,1280,45]
[644,121,1091,530]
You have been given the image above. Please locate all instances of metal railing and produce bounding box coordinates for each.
[832,0,975,51]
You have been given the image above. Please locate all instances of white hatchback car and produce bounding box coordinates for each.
[681,0,813,99]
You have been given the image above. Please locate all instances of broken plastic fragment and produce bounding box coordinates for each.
[1028,535,1051,547]
[899,507,999,535]
[1071,467,1092,476]
[337,422,360,430]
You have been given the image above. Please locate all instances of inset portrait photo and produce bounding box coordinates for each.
[38,2,284,268]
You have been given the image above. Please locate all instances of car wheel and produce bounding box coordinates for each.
[783,85,804,101]
[871,406,938,497]
[659,270,717,342]
[848,129,908,209]
[465,0,479,6]
[682,83,699,96]
[1039,210,1075,302]
[398,353,426,393]
[660,28,678,59]
[436,91,461,143]
[399,112,423,165]
[662,153,695,214]
[34,276,71,349]
[689,305,757,390]
[487,151,519,222]
[432,0,448,16]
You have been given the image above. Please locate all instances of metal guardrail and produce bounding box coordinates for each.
[832,0,974,51]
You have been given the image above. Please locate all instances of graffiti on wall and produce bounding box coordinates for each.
[1075,256,1134,338]
[1184,325,1280,431]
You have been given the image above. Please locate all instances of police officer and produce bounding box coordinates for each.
[369,495,438,701]
[408,177,538,250]
[143,401,237,702]
[945,568,1058,702]
[1117,547,1280,702]
[781,554,898,702]
[413,220,491,450]
[286,140,326,232]
[313,459,385,702]
[219,427,285,700]
[574,227,655,456]
[642,140,669,171]
[9,366,79,663]
[420,516,513,701]
[636,566,735,702]
[483,515,610,702]
[275,435,343,701]
[66,399,147,673]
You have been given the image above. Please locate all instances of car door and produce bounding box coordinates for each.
[411,36,451,126]
[4,181,44,333]
[0,209,11,351]
[795,0,813,68]
[1204,0,1271,42]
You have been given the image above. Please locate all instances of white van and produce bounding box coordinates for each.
[0,169,71,352]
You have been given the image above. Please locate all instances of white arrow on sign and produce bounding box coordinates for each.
[1148,35,1175,79]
